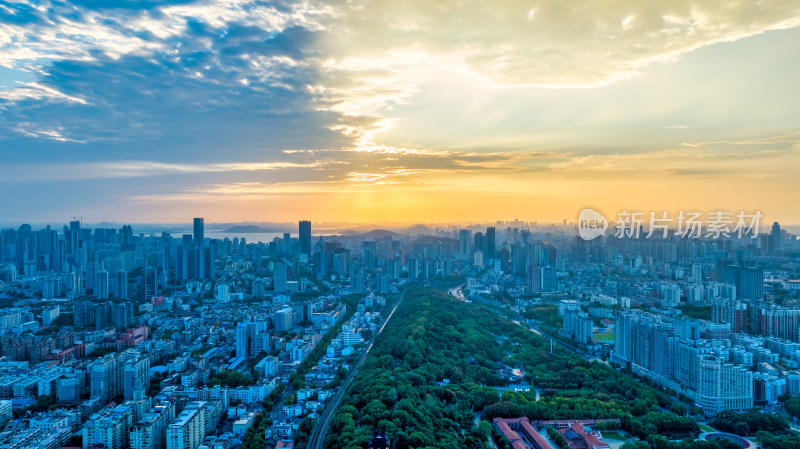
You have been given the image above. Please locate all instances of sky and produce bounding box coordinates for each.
[1,0,799,225]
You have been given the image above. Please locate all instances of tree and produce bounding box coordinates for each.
[207,370,254,388]
[786,396,800,418]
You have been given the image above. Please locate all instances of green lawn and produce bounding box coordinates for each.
[602,431,627,441]
[593,332,615,342]
[699,424,715,433]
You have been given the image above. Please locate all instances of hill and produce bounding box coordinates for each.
[224,225,276,233]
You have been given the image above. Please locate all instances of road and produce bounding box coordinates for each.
[307,291,406,449]
[448,284,467,302]
[527,320,587,355]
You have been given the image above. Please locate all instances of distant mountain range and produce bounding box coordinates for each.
[339,229,397,239]
[3,221,448,237]
[221,224,439,237]
[223,225,283,233]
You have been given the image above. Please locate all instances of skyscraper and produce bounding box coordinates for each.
[770,222,781,254]
[486,227,496,262]
[143,267,157,300]
[68,220,81,256]
[473,232,484,257]
[722,265,764,300]
[95,270,110,300]
[235,322,253,358]
[273,262,288,292]
[458,229,472,259]
[166,402,207,449]
[697,355,753,414]
[89,353,123,401]
[273,307,293,332]
[561,309,593,344]
[299,220,311,255]
[124,353,150,401]
[527,265,557,293]
[283,232,291,254]
[114,270,128,299]
[193,218,204,244]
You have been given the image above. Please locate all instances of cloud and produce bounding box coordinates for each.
[549,135,800,179]
[1,0,800,222]
[0,159,324,182]
[311,0,800,131]
[3,0,799,157]
[0,1,358,163]
[321,0,800,87]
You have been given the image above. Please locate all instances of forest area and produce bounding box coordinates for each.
[323,286,750,449]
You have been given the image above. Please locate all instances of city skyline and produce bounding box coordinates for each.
[1,1,800,223]
[1,197,800,448]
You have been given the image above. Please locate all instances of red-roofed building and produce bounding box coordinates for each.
[46,344,86,363]
[493,417,551,449]
[120,325,149,347]
[512,441,529,449]
[564,422,611,449]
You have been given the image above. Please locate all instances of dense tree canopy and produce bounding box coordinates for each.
[710,409,789,436]
[327,287,691,449]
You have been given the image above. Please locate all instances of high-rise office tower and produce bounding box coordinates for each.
[486,227,496,262]
[124,354,150,401]
[313,237,327,280]
[68,220,81,256]
[541,266,557,292]
[143,267,157,300]
[722,265,764,300]
[166,402,207,449]
[561,309,593,344]
[113,302,132,330]
[235,323,249,358]
[299,220,311,255]
[95,270,110,300]
[458,230,472,259]
[283,233,291,254]
[114,270,128,299]
[272,307,293,332]
[527,265,557,293]
[74,301,95,328]
[302,301,314,321]
[612,309,642,365]
[697,355,753,414]
[89,353,123,401]
[235,322,263,358]
[83,412,127,449]
[473,232,485,257]
[177,235,192,282]
[193,218,204,244]
[273,262,288,292]
[131,404,175,449]
[252,278,266,299]
[389,258,401,280]
[770,222,781,254]
[121,224,134,250]
[378,274,390,293]
[351,274,364,293]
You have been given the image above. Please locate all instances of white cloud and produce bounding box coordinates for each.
[0,82,87,104]
[313,0,800,128]
[0,160,323,182]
